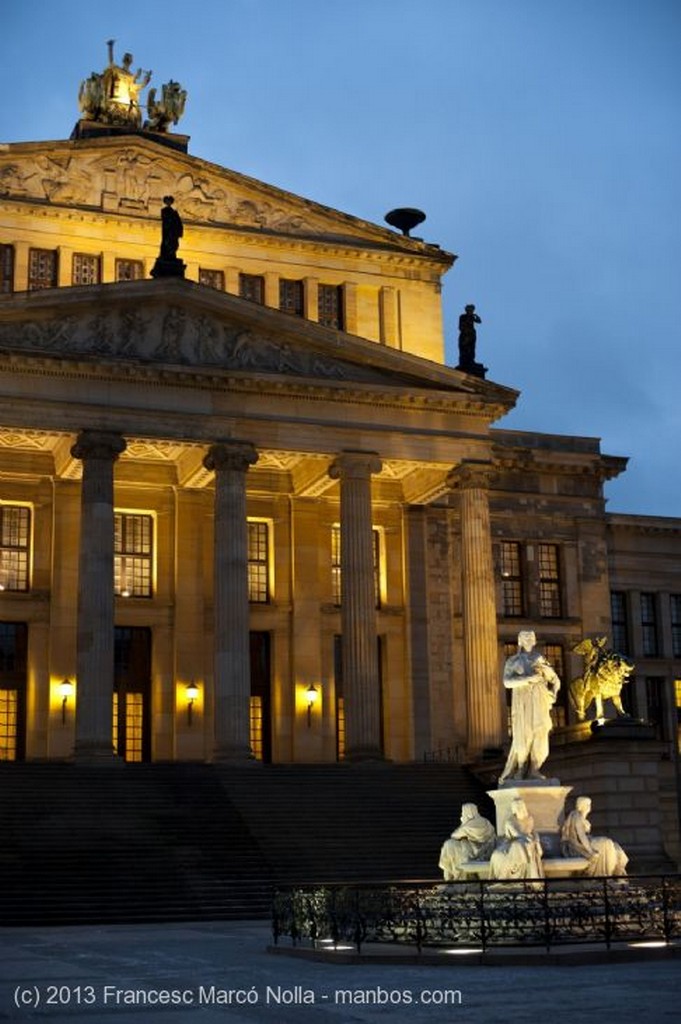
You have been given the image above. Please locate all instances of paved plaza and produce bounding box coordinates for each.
[0,921,679,1023]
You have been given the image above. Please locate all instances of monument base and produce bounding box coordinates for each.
[489,783,573,857]
[151,258,186,279]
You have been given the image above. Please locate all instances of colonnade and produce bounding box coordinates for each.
[70,429,502,762]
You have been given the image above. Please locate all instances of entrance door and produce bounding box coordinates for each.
[250,631,272,763]
[113,627,151,762]
[0,622,27,761]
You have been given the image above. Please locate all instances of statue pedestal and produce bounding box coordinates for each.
[489,782,573,857]
[151,258,186,279]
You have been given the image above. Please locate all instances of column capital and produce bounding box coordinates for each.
[71,430,126,462]
[204,441,259,475]
[329,450,382,482]
[446,459,496,492]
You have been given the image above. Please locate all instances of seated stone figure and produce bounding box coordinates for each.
[560,796,628,877]
[489,798,544,881]
[439,802,496,880]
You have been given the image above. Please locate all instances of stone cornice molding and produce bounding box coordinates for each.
[607,513,681,536]
[70,429,126,462]
[446,459,497,492]
[328,450,382,482]
[203,441,259,475]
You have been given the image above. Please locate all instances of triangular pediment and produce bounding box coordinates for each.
[0,135,452,260]
[0,278,517,416]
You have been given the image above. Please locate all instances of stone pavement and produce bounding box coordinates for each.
[0,921,679,1023]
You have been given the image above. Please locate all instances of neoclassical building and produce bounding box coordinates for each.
[0,55,679,784]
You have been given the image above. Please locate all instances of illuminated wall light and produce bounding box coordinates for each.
[186,681,199,726]
[306,683,319,728]
[59,678,74,725]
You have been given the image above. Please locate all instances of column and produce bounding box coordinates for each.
[71,430,126,761]
[329,451,382,760]
[447,460,504,755]
[204,441,259,761]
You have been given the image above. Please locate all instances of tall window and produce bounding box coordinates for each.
[0,244,14,294]
[640,593,658,657]
[671,596,681,659]
[114,512,153,598]
[72,253,101,286]
[279,278,304,317]
[247,521,270,603]
[611,591,630,655]
[199,268,225,290]
[0,622,27,761]
[249,697,263,760]
[331,525,381,608]
[500,541,523,617]
[28,248,57,290]
[239,273,265,304]
[318,284,344,329]
[538,543,562,618]
[116,259,144,281]
[645,677,665,738]
[0,505,31,592]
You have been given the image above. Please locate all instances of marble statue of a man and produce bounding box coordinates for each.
[438,803,496,880]
[560,796,628,877]
[499,630,561,784]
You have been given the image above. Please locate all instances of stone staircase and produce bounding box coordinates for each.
[218,763,492,884]
[0,762,490,925]
[0,763,272,926]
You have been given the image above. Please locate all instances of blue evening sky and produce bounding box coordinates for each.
[1,0,679,515]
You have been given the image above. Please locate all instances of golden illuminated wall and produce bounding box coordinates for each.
[0,136,453,363]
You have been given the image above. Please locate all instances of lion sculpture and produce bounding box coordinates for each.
[569,637,634,721]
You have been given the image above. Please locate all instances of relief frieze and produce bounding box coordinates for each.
[0,308,376,382]
[0,150,326,233]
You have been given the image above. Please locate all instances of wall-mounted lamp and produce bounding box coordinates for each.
[306,683,319,728]
[59,678,74,725]
[186,681,199,726]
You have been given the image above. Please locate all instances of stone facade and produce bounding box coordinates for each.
[0,117,679,868]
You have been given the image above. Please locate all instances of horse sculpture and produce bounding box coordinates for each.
[569,637,634,721]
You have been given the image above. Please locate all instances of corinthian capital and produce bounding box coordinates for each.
[329,450,382,482]
[203,441,259,475]
[70,430,126,462]
[446,459,496,492]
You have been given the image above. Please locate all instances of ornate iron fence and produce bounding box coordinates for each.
[272,876,681,953]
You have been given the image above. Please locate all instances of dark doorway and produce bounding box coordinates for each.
[114,626,151,762]
[250,631,272,763]
[0,622,27,761]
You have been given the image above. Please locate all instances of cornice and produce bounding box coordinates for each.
[0,348,509,420]
[607,513,681,535]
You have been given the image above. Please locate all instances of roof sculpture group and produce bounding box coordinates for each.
[78,41,186,132]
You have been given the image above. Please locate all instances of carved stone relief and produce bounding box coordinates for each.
[0,308,383,382]
[0,150,329,233]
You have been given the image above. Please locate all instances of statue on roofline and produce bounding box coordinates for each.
[77,41,186,133]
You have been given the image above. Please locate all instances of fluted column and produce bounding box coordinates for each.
[204,441,259,761]
[447,460,504,755]
[329,451,383,760]
[72,430,126,761]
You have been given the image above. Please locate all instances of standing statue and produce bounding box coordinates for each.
[438,803,496,881]
[151,197,185,279]
[160,196,183,260]
[457,304,480,368]
[569,637,634,721]
[561,796,628,877]
[489,798,544,881]
[499,630,561,784]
